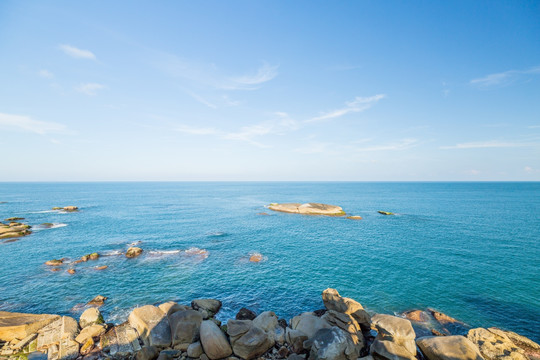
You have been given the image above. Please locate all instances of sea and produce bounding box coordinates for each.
[0,182,538,341]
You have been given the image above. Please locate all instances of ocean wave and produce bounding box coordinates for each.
[33,223,68,230]
[128,241,142,247]
[185,247,209,258]
[102,250,123,256]
[148,250,182,255]
[207,231,228,237]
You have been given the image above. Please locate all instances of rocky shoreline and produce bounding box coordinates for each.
[1,289,538,360]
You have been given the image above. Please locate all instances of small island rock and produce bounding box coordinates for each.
[269,203,346,216]
[126,247,143,258]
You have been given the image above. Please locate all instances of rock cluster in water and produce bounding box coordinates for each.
[268,203,346,216]
[0,288,538,360]
[0,221,32,240]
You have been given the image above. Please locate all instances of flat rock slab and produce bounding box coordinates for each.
[268,203,346,216]
[0,312,60,342]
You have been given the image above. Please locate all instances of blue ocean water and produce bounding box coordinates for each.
[0,182,538,341]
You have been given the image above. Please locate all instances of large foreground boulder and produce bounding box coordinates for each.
[306,327,359,360]
[0,311,60,342]
[269,203,346,216]
[322,289,371,330]
[322,310,365,351]
[128,305,171,348]
[101,323,142,358]
[290,312,331,339]
[199,320,232,359]
[372,314,416,355]
[467,328,540,360]
[169,309,203,346]
[417,336,484,360]
[79,308,104,329]
[227,319,274,360]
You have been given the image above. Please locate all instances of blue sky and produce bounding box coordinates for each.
[1,0,539,181]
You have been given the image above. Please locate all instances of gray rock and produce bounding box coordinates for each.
[101,323,142,358]
[136,346,159,360]
[236,308,257,321]
[79,308,104,329]
[253,311,278,335]
[129,305,171,348]
[169,309,203,346]
[307,327,358,360]
[199,320,232,360]
[286,328,308,354]
[290,312,331,339]
[227,320,273,360]
[417,336,484,360]
[322,310,364,351]
[187,341,203,358]
[192,299,222,315]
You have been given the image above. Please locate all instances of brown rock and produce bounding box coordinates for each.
[346,216,363,220]
[126,247,143,258]
[87,295,107,307]
[45,259,64,266]
[0,312,60,342]
[249,253,264,263]
[67,269,76,275]
[428,309,463,325]
[417,335,483,360]
[199,320,232,359]
[403,310,430,323]
[268,203,346,216]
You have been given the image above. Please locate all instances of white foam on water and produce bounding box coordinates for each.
[33,223,68,231]
[102,250,123,256]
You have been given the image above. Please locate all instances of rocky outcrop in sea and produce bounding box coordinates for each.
[0,288,538,360]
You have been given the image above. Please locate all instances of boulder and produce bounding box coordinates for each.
[136,346,159,360]
[286,328,308,353]
[100,323,142,358]
[126,247,143,258]
[416,336,483,360]
[87,295,107,307]
[306,327,358,360]
[79,308,104,329]
[128,305,171,348]
[322,310,365,351]
[0,222,32,239]
[371,314,416,356]
[371,339,416,360]
[322,289,371,330]
[378,211,394,215]
[0,311,60,342]
[236,308,257,321]
[199,320,232,359]
[63,206,78,212]
[45,259,64,266]
[227,320,273,360]
[187,341,203,358]
[467,328,540,360]
[158,301,189,317]
[403,310,430,323]
[253,311,278,335]
[169,309,203,346]
[75,324,106,344]
[291,312,332,339]
[249,253,264,262]
[428,309,463,325]
[192,299,222,315]
[269,203,346,216]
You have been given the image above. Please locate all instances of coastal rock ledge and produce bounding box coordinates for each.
[268,203,346,216]
[1,289,539,360]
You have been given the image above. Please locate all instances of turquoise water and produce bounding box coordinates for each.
[0,182,539,341]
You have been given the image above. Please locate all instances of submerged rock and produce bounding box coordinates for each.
[52,206,78,212]
[45,259,64,266]
[249,253,264,263]
[5,217,24,221]
[346,216,363,220]
[269,203,346,216]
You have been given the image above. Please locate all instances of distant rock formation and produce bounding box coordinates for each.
[268,203,346,216]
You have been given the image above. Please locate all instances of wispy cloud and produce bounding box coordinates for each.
[440,140,533,149]
[470,65,540,87]
[0,113,68,135]
[38,69,54,78]
[186,91,217,109]
[58,44,96,60]
[306,94,386,123]
[75,83,106,96]
[156,54,278,91]
[227,62,278,89]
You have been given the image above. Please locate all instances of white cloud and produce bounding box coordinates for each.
[228,62,278,88]
[75,83,106,96]
[186,91,217,109]
[0,113,68,135]
[440,140,532,149]
[470,65,540,87]
[38,69,54,78]
[58,44,96,60]
[306,94,386,123]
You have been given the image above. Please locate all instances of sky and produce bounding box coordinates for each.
[0,0,539,181]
